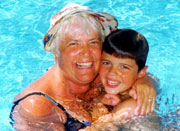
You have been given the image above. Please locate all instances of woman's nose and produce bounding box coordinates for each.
[80,44,90,57]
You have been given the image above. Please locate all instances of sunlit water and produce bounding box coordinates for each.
[0,0,179,130]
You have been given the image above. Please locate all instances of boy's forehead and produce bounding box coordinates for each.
[101,51,137,65]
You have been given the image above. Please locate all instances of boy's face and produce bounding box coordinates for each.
[99,52,147,95]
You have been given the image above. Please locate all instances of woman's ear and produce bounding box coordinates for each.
[138,66,148,78]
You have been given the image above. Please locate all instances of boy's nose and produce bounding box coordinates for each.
[109,67,120,76]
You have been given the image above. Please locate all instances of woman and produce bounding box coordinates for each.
[10,3,157,131]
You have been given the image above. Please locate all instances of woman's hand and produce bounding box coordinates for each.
[129,74,157,115]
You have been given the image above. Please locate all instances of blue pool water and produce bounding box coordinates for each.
[0,0,179,130]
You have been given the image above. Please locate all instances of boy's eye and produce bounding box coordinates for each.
[102,60,111,66]
[121,65,130,70]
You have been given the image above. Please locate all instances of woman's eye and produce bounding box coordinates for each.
[67,42,77,46]
[90,40,100,45]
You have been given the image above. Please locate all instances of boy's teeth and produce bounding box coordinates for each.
[77,62,92,68]
[107,80,119,85]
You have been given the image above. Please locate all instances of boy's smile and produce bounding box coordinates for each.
[106,78,120,88]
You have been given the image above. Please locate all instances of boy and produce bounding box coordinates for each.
[99,28,149,115]
[81,29,160,131]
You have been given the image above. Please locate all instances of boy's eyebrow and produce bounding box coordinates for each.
[101,57,109,60]
[119,62,134,67]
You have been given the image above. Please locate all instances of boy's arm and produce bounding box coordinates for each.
[113,98,136,116]
[79,99,134,131]
[98,93,121,106]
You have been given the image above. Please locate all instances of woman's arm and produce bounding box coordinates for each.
[129,73,159,115]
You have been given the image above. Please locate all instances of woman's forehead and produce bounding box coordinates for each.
[62,23,101,39]
[63,30,101,42]
[68,22,98,33]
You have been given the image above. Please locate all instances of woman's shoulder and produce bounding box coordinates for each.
[17,92,56,117]
[11,92,67,130]
[14,65,64,116]
[14,75,59,117]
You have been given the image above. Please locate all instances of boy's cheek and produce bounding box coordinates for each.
[99,66,109,75]
[99,67,106,78]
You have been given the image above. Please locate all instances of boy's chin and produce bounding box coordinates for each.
[105,89,119,95]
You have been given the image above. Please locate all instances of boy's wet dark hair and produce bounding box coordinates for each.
[103,29,149,71]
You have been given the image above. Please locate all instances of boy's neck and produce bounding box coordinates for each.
[119,88,131,101]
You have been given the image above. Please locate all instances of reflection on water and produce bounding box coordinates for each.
[0,0,180,130]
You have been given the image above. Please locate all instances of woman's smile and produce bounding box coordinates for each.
[76,61,93,69]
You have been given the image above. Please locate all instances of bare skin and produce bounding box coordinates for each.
[11,20,157,131]
[12,26,104,130]
[15,65,90,118]
[12,66,157,131]
[13,65,96,131]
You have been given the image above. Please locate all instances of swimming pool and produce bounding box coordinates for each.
[0,0,179,130]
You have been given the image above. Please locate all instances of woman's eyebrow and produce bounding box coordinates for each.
[89,38,101,41]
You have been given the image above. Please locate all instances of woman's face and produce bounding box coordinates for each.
[57,25,102,85]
